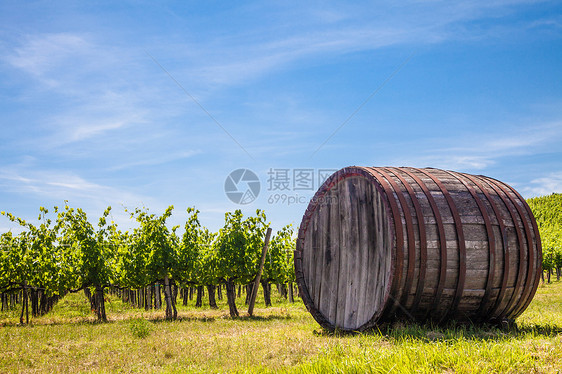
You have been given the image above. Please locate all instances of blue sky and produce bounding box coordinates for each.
[1,1,561,233]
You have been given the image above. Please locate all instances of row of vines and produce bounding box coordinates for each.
[0,205,296,323]
[527,193,562,283]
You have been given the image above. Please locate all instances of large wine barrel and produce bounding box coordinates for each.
[295,167,542,332]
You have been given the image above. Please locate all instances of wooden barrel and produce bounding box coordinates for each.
[295,167,542,331]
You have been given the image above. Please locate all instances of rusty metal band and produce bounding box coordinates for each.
[465,173,510,318]
[377,167,417,316]
[384,167,428,318]
[490,179,535,319]
[365,167,405,318]
[402,167,447,320]
[418,168,467,321]
[501,182,541,318]
[452,172,496,317]
[483,178,527,319]
[508,190,542,318]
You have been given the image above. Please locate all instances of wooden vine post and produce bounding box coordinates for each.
[248,227,272,316]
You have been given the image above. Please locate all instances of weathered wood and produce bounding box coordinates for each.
[326,183,341,325]
[335,178,350,328]
[355,180,371,325]
[315,200,329,318]
[295,166,542,332]
[312,204,324,312]
[343,179,359,328]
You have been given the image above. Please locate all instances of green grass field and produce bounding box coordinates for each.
[1,282,561,373]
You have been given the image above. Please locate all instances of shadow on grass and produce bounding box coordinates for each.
[148,315,218,323]
[234,314,295,322]
[513,323,562,336]
[312,321,562,341]
[147,313,294,324]
[1,309,296,327]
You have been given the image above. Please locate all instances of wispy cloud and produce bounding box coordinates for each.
[4,0,558,152]
[4,33,90,81]
[0,167,150,207]
[525,172,562,197]
[0,164,164,230]
[5,1,558,94]
[158,0,558,88]
[2,33,149,144]
[190,27,412,86]
[391,121,562,171]
[109,150,202,171]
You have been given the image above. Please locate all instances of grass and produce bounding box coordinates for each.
[1,282,561,373]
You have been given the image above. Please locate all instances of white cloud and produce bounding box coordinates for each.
[163,0,557,88]
[415,155,496,171]
[5,1,557,94]
[51,117,131,144]
[389,120,562,172]
[0,167,150,208]
[524,172,562,197]
[108,150,202,171]
[5,33,89,78]
[4,1,558,156]
[2,33,186,157]
[182,26,418,87]
[0,166,166,231]
[42,110,146,147]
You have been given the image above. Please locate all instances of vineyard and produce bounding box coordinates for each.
[527,193,562,283]
[0,205,296,324]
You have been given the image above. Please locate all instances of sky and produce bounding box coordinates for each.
[1,0,562,234]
